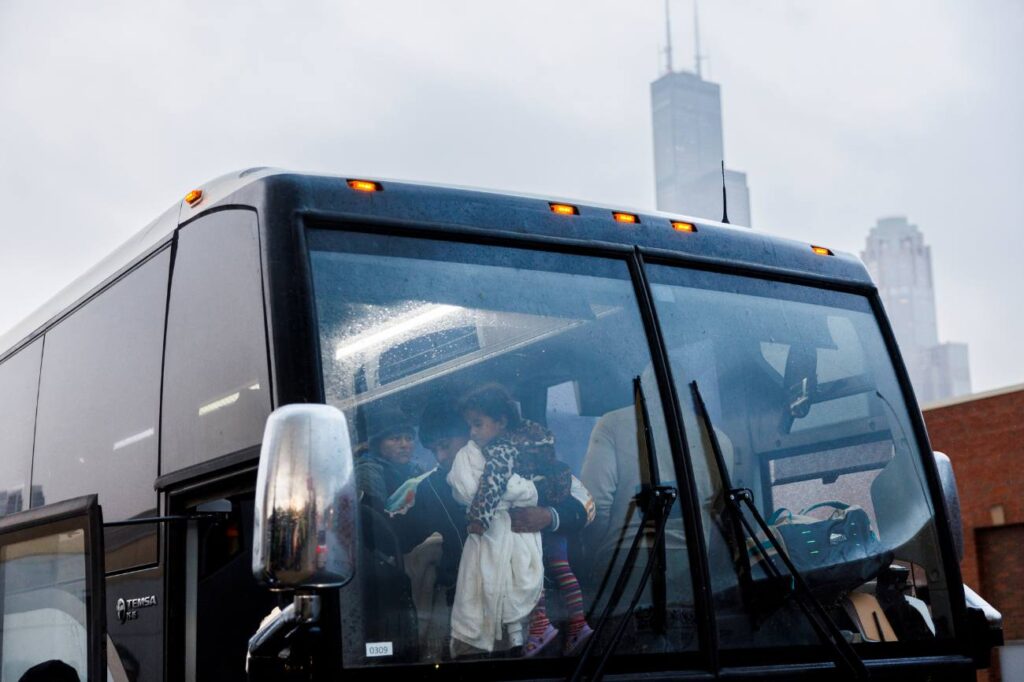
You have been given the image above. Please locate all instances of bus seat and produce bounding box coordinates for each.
[844,592,898,642]
[870,445,933,567]
[403,533,446,657]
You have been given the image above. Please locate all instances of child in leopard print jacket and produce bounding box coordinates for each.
[459,384,593,657]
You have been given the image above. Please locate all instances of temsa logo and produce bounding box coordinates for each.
[115,595,157,624]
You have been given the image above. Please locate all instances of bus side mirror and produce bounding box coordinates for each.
[933,451,964,563]
[253,404,358,590]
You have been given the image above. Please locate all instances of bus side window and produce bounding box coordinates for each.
[0,339,43,517]
[161,209,272,475]
[32,249,170,572]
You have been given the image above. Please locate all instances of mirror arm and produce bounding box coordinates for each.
[246,594,322,674]
[104,512,228,527]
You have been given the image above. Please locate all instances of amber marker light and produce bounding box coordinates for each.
[811,245,834,256]
[671,221,696,233]
[613,212,639,224]
[347,179,382,192]
[185,189,203,206]
[549,202,579,216]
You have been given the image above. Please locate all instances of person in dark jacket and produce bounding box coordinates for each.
[354,408,424,511]
[388,400,470,591]
[385,399,473,659]
[353,407,425,660]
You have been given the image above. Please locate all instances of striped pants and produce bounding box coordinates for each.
[529,534,587,636]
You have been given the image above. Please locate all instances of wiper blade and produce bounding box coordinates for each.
[690,381,869,682]
[633,373,669,636]
[569,377,677,682]
[569,485,676,682]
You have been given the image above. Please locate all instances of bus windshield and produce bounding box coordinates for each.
[646,264,955,652]
[308,228,954,669]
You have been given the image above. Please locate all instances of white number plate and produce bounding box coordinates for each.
[365,641,394,658]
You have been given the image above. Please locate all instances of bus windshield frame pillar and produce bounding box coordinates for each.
[628,248,719,673]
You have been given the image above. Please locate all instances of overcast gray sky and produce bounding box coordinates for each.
[1,1,1021,393]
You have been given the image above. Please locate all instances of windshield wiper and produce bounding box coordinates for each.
[569,377,677,682]
[690,380,869,682]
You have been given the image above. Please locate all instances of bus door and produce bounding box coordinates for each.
[166,471,276,682]
[0,495,106,682]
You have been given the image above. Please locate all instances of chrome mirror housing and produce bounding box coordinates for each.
[253,404,357,589]
[933,451,964,563]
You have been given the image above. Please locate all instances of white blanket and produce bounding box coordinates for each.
[447,441,544,653]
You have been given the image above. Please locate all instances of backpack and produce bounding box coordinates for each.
[747,501,892,600]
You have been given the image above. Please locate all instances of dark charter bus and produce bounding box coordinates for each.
[0,169,1003,681]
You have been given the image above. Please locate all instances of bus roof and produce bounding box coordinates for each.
[0,168,874,362]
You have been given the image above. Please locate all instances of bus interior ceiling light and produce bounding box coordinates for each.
[334,303,461,360]
[112,427,155,452]
[613,212,639,224]
[671,221,697,233]
[185,189,203,206]
[347,179,382,192]
[198,391,240,416]
[549,202,579,216]
[811,245,834,256]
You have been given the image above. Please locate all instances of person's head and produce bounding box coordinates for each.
[458,383,521,447]
[418,400,470,471]
[19,660,80,682]
[366,408,416,465]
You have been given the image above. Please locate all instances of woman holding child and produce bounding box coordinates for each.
[447,384,594,658]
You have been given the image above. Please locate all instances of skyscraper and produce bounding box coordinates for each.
[861,216,971,404]
[651,1,751,226]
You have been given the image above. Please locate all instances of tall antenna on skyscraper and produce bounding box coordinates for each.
[720,160,730,224]
[663,0,674,74]
[693,0,704,78]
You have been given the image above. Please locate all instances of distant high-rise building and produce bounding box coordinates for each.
[651,1,751,226]
[861,216,970,404]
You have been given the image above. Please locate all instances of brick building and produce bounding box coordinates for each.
[924,383,1024,681]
